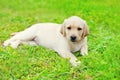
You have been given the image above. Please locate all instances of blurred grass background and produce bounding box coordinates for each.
[0,0,120,80]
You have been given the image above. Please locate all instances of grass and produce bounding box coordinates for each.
[0,0,120,80]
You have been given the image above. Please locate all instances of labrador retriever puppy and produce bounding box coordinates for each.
[3,16,89,67]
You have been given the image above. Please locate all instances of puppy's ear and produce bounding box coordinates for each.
[60,19,67,36]
[82,21,89,37]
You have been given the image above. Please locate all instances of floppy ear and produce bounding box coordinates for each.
[60,20,67,36]
[82,22,89,37]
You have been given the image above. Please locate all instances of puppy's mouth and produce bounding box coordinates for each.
[71,39,76,42]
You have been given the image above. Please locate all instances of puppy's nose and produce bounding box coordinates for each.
[71,36,76,42]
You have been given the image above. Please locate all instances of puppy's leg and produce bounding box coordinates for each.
[4,40,38,49]
[4,29,36,48]
[21,41,38,46]
[57,50,80,67]
[80,44,88,55]
[11,40,21,48]
[68,53,81,67]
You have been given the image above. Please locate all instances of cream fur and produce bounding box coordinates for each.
[3,16,89,67]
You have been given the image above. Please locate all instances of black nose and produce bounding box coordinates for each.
[71,36,76,42]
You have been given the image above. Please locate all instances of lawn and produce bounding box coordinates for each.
[0,0,120,80]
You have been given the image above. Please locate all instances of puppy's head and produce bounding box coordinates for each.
[60,16,89,42]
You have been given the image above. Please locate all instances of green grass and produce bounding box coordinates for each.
[0,0,120,80]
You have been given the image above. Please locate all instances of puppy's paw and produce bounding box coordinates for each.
[80,45,88,56]
[71,61,81,67]
[80,52,88,56]
[11,40,21,49]
[3,40,10,47]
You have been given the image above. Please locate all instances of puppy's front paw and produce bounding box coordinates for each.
[80,52,88,56]
[71,61,81,67]
[80,45,88,56]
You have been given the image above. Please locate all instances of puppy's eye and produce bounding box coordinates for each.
[67,27,71,30]
[77,27,82,31]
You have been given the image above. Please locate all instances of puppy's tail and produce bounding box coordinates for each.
[10,32,19,37]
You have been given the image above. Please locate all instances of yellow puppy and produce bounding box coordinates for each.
[4,16,89,67]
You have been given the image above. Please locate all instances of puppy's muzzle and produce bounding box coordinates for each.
[70,36,76,42]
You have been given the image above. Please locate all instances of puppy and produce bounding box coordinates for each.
[3,16,89,67]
